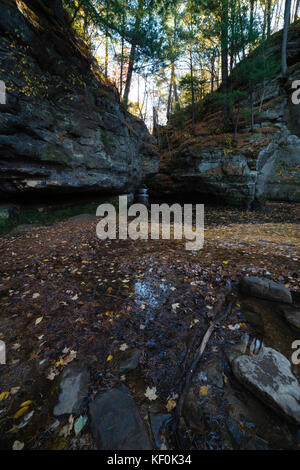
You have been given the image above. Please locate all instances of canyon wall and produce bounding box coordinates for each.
[0,0,159,200]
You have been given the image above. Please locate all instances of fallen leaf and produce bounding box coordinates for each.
[14,406,29,419]
[12,440,24,450]
[47,367,59,380]
[166,399,176,412]
[19,400,33,408]
[145,386,158,401]
[0,391,9,401]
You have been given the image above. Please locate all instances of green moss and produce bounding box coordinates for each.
[0,202,99,237]
[101,130,115,146]
[39,145,73,165]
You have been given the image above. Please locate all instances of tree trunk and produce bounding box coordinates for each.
[172,63,179,106]
[153,106,158,135]
[263,6,267,38]
[105,34,109,78]
[221,0,230,121]
[189,47,195,135]
[210,56,215,93]
[123,43,136,104]
[123,0,143,104]
[295,0,300,20]
[249,0,254,44]
[267,0,272,37]
[119,10,126,98]
[120,36,124,97]
[282,0,292,76]
[167,72,173,122]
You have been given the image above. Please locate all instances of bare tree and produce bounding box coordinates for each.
[294,0,300,20]
[282,0,292,76]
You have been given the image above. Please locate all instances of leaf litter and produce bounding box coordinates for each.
[0,202,299,449]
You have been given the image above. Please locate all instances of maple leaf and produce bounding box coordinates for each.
[12,441,24,450]
[145,386,158,401]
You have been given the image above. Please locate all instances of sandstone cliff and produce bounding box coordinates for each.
[0,0,159,200]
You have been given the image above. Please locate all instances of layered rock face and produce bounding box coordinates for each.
[150,145,257,206]
[0,1,159,199]
[149,24,300,207]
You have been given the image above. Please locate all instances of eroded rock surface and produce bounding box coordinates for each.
[0,2,159,199]
[232,346,300,424]
[240,276,292,304]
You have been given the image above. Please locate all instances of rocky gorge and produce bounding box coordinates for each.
[0,1,299,219]
[0,0,299,454]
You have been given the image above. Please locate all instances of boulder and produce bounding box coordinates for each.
[89,385,152,450]
[240,276,292,304]
[149,147,256,207]
[256,131,300,203]
[232,346,300,424]
[53,366,90,416]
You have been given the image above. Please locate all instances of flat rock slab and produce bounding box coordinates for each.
[240,276,292,304]
[89,385,152,450]
[53,366,90,416]
[232,346,300,424]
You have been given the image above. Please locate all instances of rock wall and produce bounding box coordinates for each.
[0,0,159,200]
